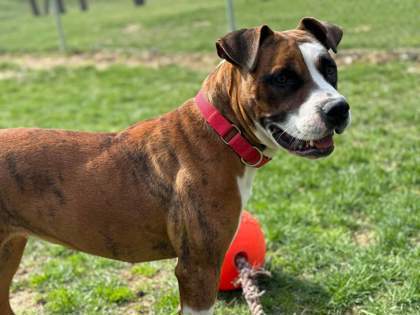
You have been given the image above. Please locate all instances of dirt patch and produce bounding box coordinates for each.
[352,25,372,33]
[10,289,45,315]
[122,24,144,34]
[10,265,45,315]
[0,70,25,80]
[117,269,155,315]
[353,229,376,247]
[0,51,218,72]
[335,48,420,67]
[0,49,418,73]
[117,260,177,315]
[407,63,420,74]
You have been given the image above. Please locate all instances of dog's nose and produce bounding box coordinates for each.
[322,99,350,130]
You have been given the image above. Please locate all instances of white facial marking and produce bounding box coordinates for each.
[183,305,214,315]
[280,42,346,140]
[237,167,256,208]
[300,42,339,93]
[256,41,349,149]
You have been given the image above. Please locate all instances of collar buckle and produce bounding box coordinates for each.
[195,90,271,168]
[220,125,241,145]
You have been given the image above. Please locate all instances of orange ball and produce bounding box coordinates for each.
[218,210,266,291]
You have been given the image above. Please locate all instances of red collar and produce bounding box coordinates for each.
[195,91,271,168]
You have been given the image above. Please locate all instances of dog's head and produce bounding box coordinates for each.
[216,17,350,158]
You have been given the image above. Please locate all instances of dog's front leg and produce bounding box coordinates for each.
[170,213,238,315]
[175,256,219,315]
[168,171,242,314]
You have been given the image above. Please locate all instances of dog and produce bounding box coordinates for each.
[0,17,350,315]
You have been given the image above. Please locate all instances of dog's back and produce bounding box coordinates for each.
[0,128,116,236]
[0,127,115,202]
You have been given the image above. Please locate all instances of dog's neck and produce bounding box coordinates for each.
[201,61,264,149]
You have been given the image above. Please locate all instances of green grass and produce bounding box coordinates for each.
[0,0,418,54]
[2,60,418,314]
[1,0,419,314]
[0,64,202,130]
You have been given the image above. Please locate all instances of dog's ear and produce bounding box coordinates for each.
[216,25,274,71]
[297,17,343,53]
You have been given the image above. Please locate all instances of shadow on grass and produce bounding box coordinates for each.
[219,266,331,315]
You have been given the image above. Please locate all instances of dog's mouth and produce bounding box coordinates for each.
[268,125,334,158]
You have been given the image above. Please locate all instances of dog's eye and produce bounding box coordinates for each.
[273,73,288,86]
[326,65,336,77]
[320,57,337,87]
[267,70,300,89]
[324,64,337,87]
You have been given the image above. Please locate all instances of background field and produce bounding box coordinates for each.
[0,1,419,314]
[0,0,419,53]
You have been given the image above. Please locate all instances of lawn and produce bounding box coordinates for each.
[0,0,419,53]
[0,1,419,315]
[2,61,419,315]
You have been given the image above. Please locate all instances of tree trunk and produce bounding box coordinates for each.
[79,0,88,11]
[44,0,49,14]
[29,0,40,16]
[57,0,65,14]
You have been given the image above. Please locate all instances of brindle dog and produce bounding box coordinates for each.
[0,17,349,315]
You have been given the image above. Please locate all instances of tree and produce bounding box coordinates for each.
[29,0,41,16]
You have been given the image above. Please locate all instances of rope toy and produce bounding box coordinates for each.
[219,211,271,315]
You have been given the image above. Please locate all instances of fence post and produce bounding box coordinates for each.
[225,0,236,32]
[29,0,41,16]
[44,0,65,14]
[57,0,65,13]
[51,0,67,52]
[79,0,88,11]
[44,0,49,14]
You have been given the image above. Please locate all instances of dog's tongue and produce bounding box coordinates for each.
[313,135,333,149]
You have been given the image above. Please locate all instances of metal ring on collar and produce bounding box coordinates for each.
[241,146,264,167]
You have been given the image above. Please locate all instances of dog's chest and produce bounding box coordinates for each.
[236,167,257,208]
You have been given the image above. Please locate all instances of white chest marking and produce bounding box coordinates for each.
[237,167,257,208]
[182,305,214,315]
